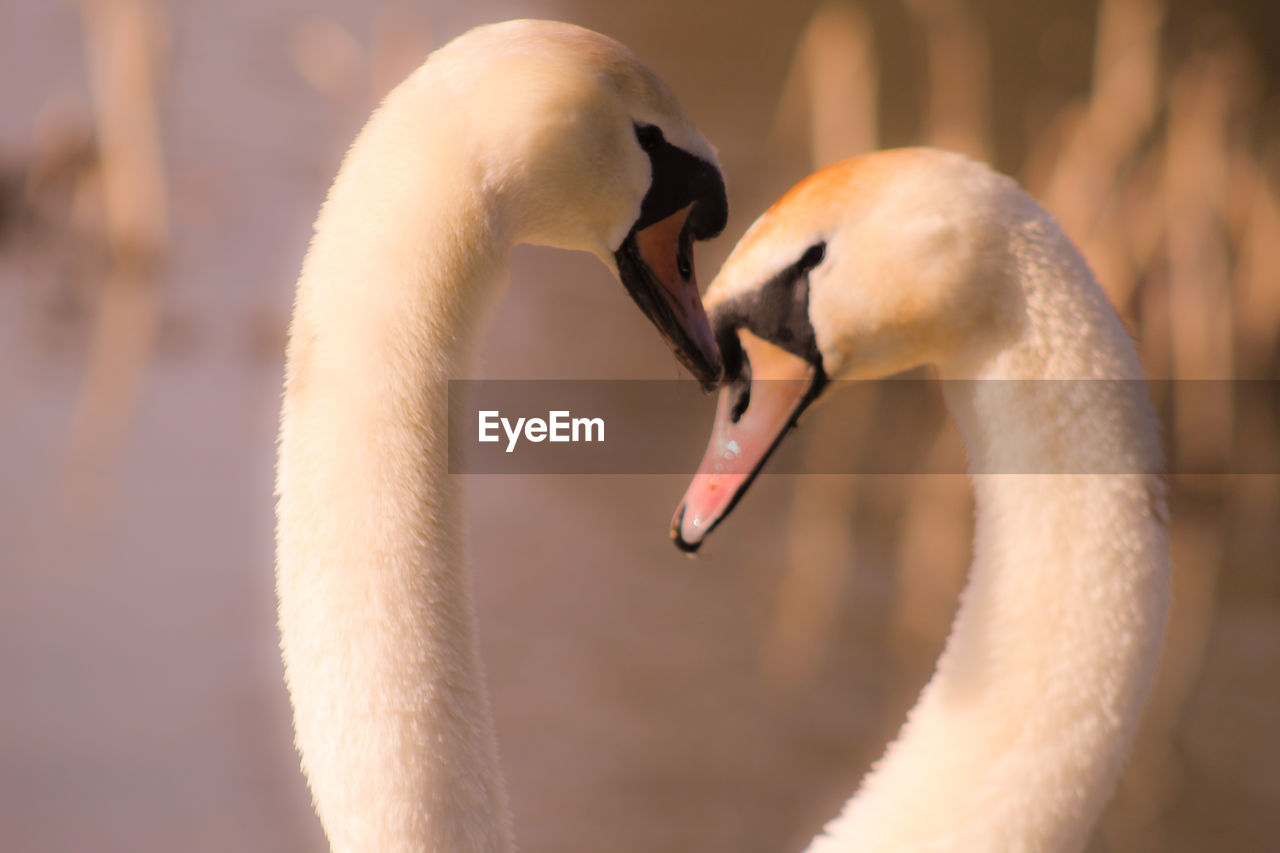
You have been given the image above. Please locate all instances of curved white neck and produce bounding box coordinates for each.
[808,235,1170,852]
[276,78,515,853]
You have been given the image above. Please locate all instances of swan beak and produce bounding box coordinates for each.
[671,332,822,552]
[615,207,722,391]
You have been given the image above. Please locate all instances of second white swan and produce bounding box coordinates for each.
[674,148,1169,852]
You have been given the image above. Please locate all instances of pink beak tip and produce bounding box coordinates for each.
[670,502,707,553]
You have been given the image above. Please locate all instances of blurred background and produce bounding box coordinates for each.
[2,0,1277,850]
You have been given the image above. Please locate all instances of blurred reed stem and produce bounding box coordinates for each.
[769,2,878,170]
[906,0,990,160]
[65,0,168,510]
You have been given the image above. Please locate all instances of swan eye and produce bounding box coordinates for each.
[797,242,826,271]
[634,122,664,152]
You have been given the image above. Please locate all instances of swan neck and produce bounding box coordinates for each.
[811,289,1169,852]
[276,81,515,852]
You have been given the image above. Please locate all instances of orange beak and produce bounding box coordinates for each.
[615,205,722,391]
[671,330,824,551]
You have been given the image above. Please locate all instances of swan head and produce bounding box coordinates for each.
[429,20,729,388]
[672,149,1025,549]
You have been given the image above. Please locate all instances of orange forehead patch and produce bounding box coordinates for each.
[734,148,935,257]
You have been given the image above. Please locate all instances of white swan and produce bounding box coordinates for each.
[673,148,1169,852]
[275,20,730,852]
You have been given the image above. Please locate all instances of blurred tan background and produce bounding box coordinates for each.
[1,0,1277,851]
